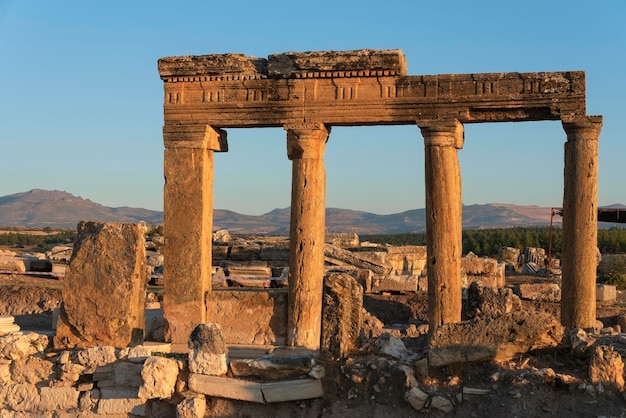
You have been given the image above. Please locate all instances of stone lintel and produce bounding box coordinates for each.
[268,49,407,78]
[163,124,228,151]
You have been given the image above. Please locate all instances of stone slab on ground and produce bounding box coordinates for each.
[188,373,323,403]
[514,282,561,302]
[428,311,565,367]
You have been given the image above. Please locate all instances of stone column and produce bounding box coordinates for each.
[561,115,602,330]
[285,123,330,349]
[162,124,228,345]
[418,120,464,334]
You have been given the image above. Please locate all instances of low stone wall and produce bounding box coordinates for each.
[206,290,288,345]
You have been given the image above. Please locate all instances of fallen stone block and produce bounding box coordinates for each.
[229,355,316,380]
[0,332,48,361]
[188,373,263,403]
[76,346,117,374]
[188,323,228,376]
[97,387,146,416]
[514,282,561,302]
[39,386,79,412]
[371,275,418,293]
[0,256,27,272]
[138,356,179,399]
[188,373,323,403]
[596,284,617,303]
[428,311,564,367]
[0,382,39,412]
[465,282,522,320]
[176,395,207,418]
[404,387,429,411]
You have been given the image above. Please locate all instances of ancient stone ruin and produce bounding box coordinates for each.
[0,48,610,416]
[157,48,602,347]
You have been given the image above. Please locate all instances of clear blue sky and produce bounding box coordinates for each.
[1,1,624,215]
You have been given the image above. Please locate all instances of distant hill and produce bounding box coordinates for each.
[1,189,622,233]
[0,189,163,228]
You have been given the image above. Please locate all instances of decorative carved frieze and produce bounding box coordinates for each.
[158,49,587,127]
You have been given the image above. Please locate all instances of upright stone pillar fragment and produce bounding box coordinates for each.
[418,120,464,334]
[285,123,330,349]
[561,115,602,330]
[54,221,147,349]
[162,124,228,345]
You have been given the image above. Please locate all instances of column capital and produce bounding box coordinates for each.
[284,123,330,160]
[562,115,603,142]
[417,119,464,149]
[163,124,228,151]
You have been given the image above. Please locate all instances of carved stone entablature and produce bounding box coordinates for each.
[158,49,588,128]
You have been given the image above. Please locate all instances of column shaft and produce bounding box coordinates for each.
[418,120,464,333]
[561,115,602,330]
[162,125,227,345]
[285,123,330,349]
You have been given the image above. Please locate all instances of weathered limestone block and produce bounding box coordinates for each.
[112,361,144,387]
[0,382,40,412]
[268,49,407,77]
[176,395,207,418]
[431,395,454,413]
[76,346,117,374]
[465,281,522,320]
[213,229,231,243]
[158,53,267,77]
[428,311,565,367]
[138,356,179,399]
[39,386,79,412]
[188,323,228,376]
[59,362,84,383]
[462,253,505,288]
[54,221,147,349]
[589,345,625,391]
[321,273,362,360]
[373,332,408,359]
[372,275,419,293]
[0,256,27,272]
[404,387,429,411]
[326,233,359,248]
[47,245,73,262]
[325,244,389,275]
[0,360,9,383]
[0,332,48,361]
[188,374,323,403]
[10,356,54,384]
[596,284,617,303]
[205,290,287,345]
[498,246,520,267]
[514,282,561,302]
[229,355,316,380]
[97,387,146,416]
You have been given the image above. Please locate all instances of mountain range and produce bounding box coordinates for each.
[0,189,622,234]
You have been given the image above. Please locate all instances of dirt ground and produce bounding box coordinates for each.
[2,273,626,417]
